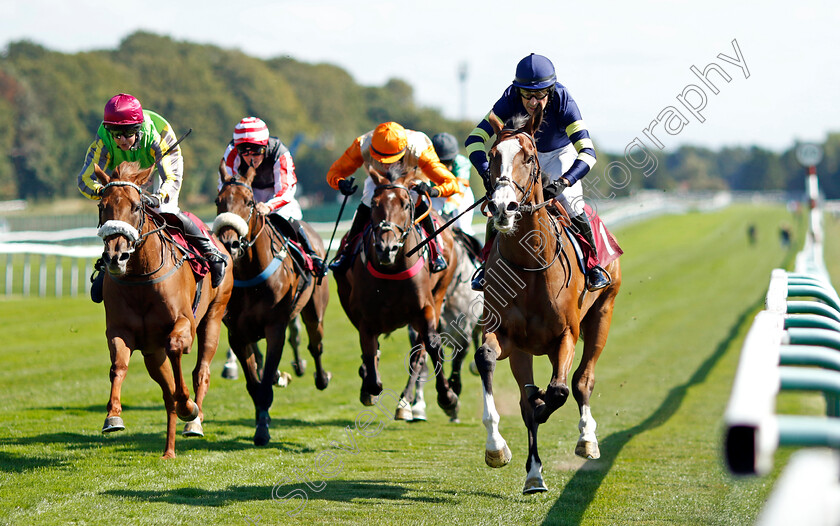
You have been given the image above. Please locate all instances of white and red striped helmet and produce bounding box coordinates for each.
[233,117,269,146]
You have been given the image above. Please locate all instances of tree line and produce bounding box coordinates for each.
[0,31,836,207]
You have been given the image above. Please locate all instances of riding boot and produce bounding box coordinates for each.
[291,219,325,277]
[328,204,371,274]
[90,258,105,303]
[471,222,497,291]
[177,212,228,288]
[570,213,611,291]
[418,204,447,273]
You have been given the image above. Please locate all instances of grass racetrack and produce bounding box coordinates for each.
[0,203,828,525]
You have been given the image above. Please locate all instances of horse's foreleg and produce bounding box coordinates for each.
[419,308,458,418]
[103,335,133,433]
[166,317,197,422]
[397,330,425,421]
[532,331,575,425]
[572,303,615,460]
[288,316,306,377]
[358,328,382,406]
[141,349,178,459]
[186,312,223,437]
[301,297,330,391]
[510,351,547,494]
[475,333,510,468]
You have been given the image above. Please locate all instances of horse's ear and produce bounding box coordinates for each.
[93,164,110,186]
[219,158,231,184]
[526,104,544,137]
[136,166,154,187]
[244,161,257,186]
[488,113,504,136]
[366,164,389,187]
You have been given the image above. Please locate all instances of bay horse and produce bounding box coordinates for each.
[334,170,459,419]
[475,108,622,493]
[94,161,232,459]
[213,162,330,446]
[407,231,483,421]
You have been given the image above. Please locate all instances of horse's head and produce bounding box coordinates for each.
[94,161,154,276]
[368,169,417,267]
[486,108,543,233]
[213,160,257,260]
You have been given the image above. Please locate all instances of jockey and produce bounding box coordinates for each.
[78,93,228,302]
[465,53,611,292]
[326,121,460,274]
[430,133,476,236]
[221,117,325,277]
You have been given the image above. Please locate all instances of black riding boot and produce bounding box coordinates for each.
[290,219,325,277]
[418,203,447,273]
[90,258,105,303]
[328,204,371,274]
[471,222,496,291]
[177,212,228,288]
[570,213,611,291]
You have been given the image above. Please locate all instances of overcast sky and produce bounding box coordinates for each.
[2,0,839,154]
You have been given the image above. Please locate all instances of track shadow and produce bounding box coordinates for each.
[38,403,161,413]
[102,478,503,508]
[0,450,65,473]
[540,293,766,525]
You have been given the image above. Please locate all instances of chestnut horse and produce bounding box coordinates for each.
[213,163,330,446]
[475,109,622,493]
[94,161,232,458]
[334,171,459,419]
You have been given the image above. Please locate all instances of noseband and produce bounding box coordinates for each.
[97,180,160,253]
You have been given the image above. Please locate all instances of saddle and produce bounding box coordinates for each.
[553,205,623,271]
[156,211,213,279]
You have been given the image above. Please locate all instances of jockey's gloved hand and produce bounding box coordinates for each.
[338,178,358,196]
[143,193,162,208]
[543,178,569,200]
[413,181,440,198]
[480,168,494,195]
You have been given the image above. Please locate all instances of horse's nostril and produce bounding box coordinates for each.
[231,241,240,251]
[102,253,112,265]
[506,202,519,212]
[118,253,131,263]
[488,202,498,214]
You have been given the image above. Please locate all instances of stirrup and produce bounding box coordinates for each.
[310,256,326,277]
[207,253,229,288]
[585,266,611,292]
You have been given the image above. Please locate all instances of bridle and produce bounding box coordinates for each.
[487,129,553,215]
[369,183,426,255]
[96,180,175,281]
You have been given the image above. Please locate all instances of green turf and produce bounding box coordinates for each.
[0,203,822,525]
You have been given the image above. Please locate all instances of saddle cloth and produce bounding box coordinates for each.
[158,211,213,280]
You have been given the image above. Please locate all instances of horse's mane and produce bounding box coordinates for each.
[505,114,530,131]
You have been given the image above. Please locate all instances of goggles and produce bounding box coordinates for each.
[518,87,551,101]
[238,145,267,157]
[106,124,141,139]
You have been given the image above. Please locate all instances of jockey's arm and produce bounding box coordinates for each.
[153,123,184,202]
[417,146,460,198]
[561,118,597,186]
[265,150,298,211]
[77,138,110,200]
[465,111,497,176]
[327,138,365,190]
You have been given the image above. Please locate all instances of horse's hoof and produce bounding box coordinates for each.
[177,400,200,422]
[360,391,376,407]
[443,400,460,421]
[315,371,331,391]
[254,412,271,446]
[274,371,292,388]
[221,361,238,380]
[523,476,548,494]
[575,439,601,460]
[411,400,427,422]
[183,417,204,437]
[102,416,125,434]
[395,404,414,421]
[292,359,307,377]
[485,443,512,468]
[469,360,479,376]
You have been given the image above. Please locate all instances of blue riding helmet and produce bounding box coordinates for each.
[512,53,556,90]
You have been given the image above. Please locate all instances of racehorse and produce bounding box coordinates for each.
[474,108,622,493]
[94,161,232,459]
[334,170,459,419]
[213,162,331,446]
[407,230,483,421]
